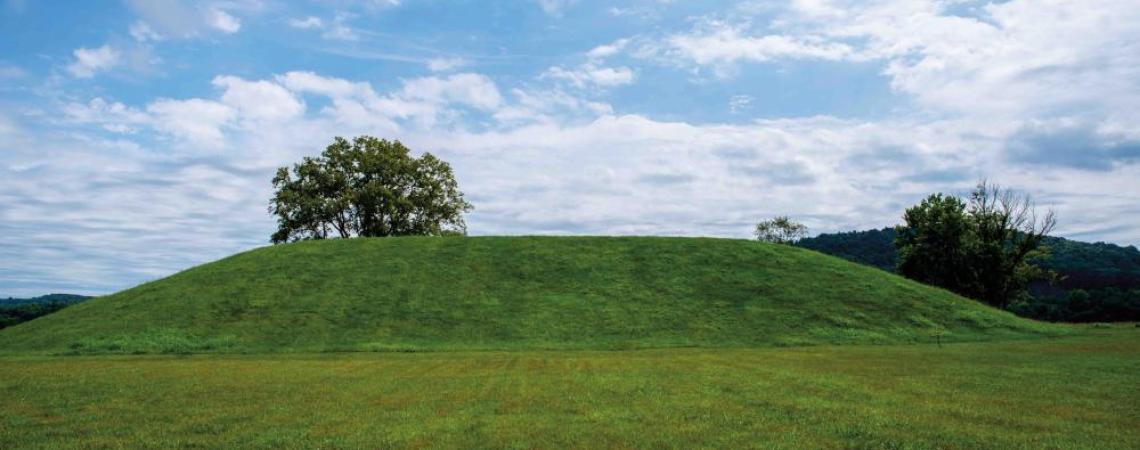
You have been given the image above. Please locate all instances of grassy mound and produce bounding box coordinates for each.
[0,236,1063,353]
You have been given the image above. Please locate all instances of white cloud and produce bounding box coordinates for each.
[848,0,1140,119]
[66,45,121,78]
[416,114,1006,238]
[124,0,200,38]
[537,0,577,16]
[62,98,150,133]
[288,16,323,29]
[123,0,247,38]
[542,64,635,89]
[322,12,359,41]
[146,98,235,147]
[275,71,503,129]
[789,0,846,19]
[607,7,657,19]
[0,113,20,137]
[206,8,241,33]
[62,83,298,142]
[608,7,630,17]
[0,63,25,79]
[0,135,272,296]
[129,21,162,42]
[277,71,374,98]
[665,23,853,67]
[729,95,753,114]
[426,57,469,73]
[493,88,612,125]
[586,39,629,59]
[541,39,637,90]
[401,73,503,111]
[275,71,403,130]
[212,76,304,122]
[659,0,1140,122]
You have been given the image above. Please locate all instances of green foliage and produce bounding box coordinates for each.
[895,193,972,289]
[269,136,473,243]
[754,216,808,244]
[1010,288,1140,322]
[798,228,897,271]
[798,228,1140,322]
[0,295,91,329]
[895,181,1056,309]
[1037,236,1140,290]
[0,303,70,329]
[964,181,1057,308]
[0,237,1062,354]
[2,328,1137,448]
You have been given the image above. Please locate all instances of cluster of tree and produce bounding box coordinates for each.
[893,181,1057,309]
[1009,288,1140,323]
[767,182,1059,310]
[1009,234,1140,322]
[0,294,91,329]
[1035,237,1140,290]
[270,136,473,243]
[795,226,1140,322]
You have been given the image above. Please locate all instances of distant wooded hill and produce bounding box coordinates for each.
[797,229,1140,322]
[1,294,92,329]
[2,293,92,306]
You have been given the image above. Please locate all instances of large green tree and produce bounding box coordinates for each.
[269,136,473,243]
[894,194,972,290]
[965,181,1057,308]
[895,181,1056,309]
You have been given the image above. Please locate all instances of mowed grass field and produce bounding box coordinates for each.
[2,326,1136,449]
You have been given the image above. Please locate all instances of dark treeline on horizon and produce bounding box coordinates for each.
[0,294,91,329]
[798,228,1140,322]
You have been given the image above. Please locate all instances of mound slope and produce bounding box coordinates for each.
[0,237,1062,353]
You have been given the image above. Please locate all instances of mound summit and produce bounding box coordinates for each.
[0,236,1062,353]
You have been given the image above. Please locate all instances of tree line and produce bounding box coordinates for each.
[0,295,91,329]
[796,229,1140,322]
[773,185,1139,322]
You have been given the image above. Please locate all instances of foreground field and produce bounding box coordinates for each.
[2,327,1136,449]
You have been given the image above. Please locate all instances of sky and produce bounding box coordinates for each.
[1,0,1139,297]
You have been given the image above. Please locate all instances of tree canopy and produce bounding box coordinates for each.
[269,136,473,243]
[895,193,972,291]
[754,216,808,244]
[895,181,1056,309]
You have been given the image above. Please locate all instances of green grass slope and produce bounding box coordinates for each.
[0,236,1063,354]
